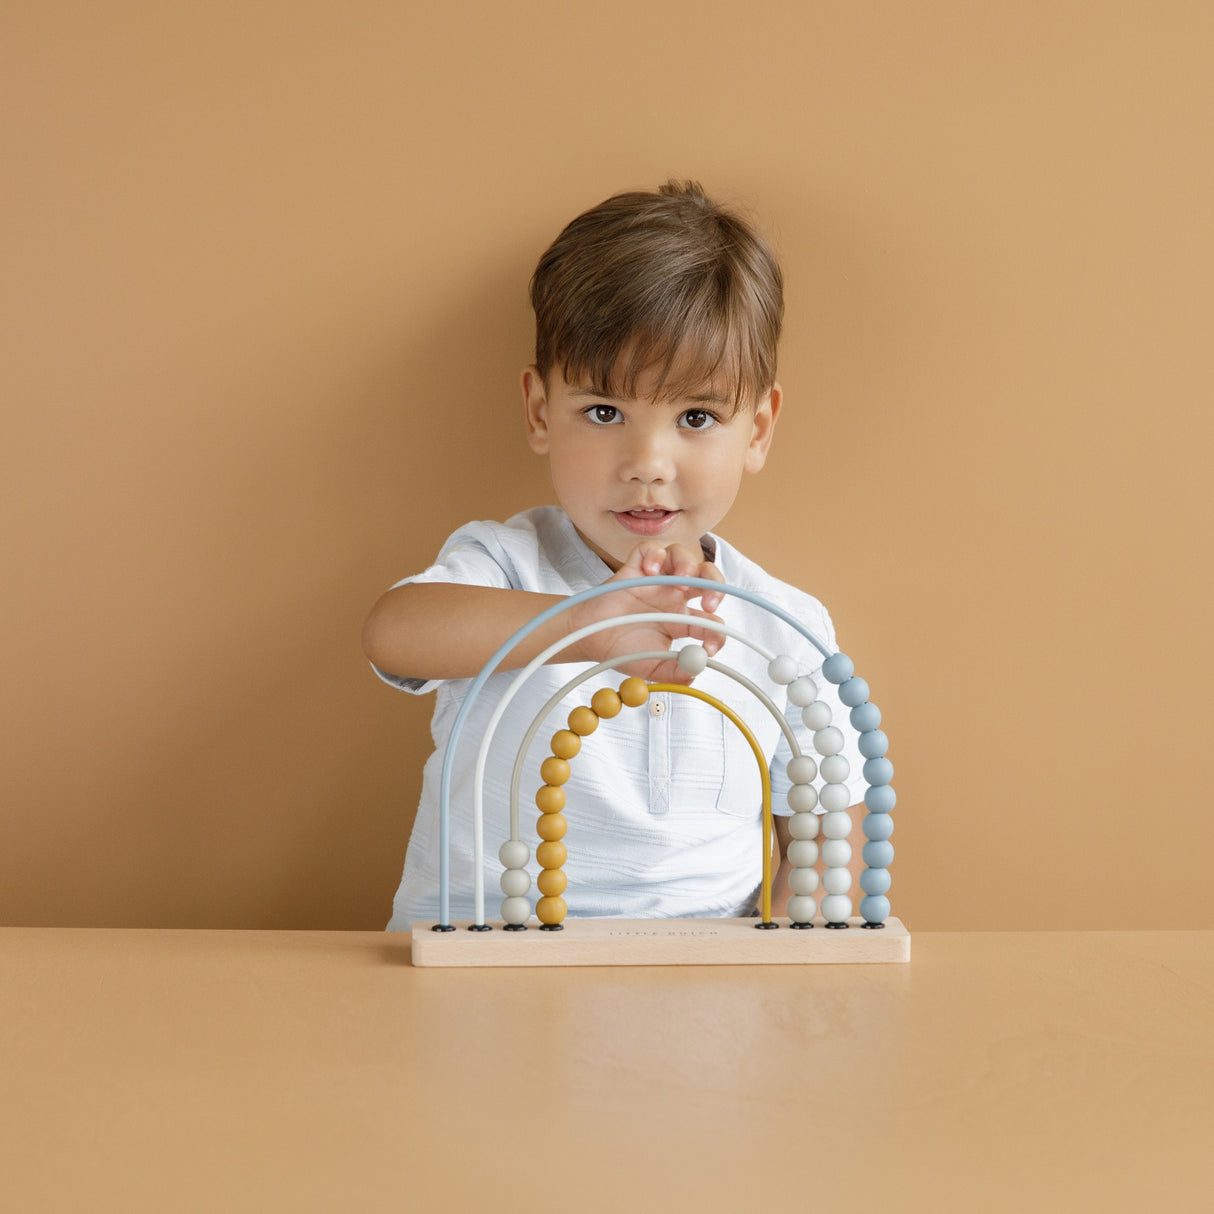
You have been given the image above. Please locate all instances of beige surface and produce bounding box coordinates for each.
[2,929,1211,1212]
[3,3,1214,933]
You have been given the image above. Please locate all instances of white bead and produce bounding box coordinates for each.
[819,782,851,812]
[822,811,853,839]
[801,700,832,731]
[499,868,531,897]
[498,840,529,869]
[500,896,531,925]
[813,726,845,756]
[821,838,851,868]
[820,754,850,784]
[786,783,818,813]
[786,839,819,867]
[787,895,817,923]
[822,867,852,895]
[786,754,817,785]
[787,676,818,707]
[676,644,708,675]
[788,865,819,895]
[768,655,799,685]
[787,811,820,840]
[821,894,852,923]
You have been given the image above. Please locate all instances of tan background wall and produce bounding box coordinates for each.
[3,2,1211,930]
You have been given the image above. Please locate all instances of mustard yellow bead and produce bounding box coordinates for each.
[618,677,650,707]
[590,687,622,719]
[536,840,567,870]
[567,705,599,736]
[540,756,571,786]
[536,895,568,926]
[535,784,566,815]
[537,868,567,897]
[535,812,567,842]
[550,729,582,760]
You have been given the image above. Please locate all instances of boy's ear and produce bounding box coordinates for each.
[521,366,550,454]
[744,382,782,474]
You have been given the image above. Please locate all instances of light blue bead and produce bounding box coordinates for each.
[860,894,890,924]
[865,784,897,814]
[863,757,895,786]
[862,813,895,841]
[850,701,882,732]
[863,840,895,868]
[860,867,891,895]
[821,652,854,685]
[838,676,870,707]
[858,729,889,759]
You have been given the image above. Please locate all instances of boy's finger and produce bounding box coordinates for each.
[619,543,663,578]
[640,544,670,576]
[672,544,709,578]
[694,561,725,612]
[686,610,726,655]
[616,546,646,577]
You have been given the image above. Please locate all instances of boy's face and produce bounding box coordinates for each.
[522,365,781,571]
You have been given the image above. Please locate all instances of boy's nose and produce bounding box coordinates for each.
[621,430,676,483]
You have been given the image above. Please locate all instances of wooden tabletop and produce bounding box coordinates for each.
[3,928,1212,1212]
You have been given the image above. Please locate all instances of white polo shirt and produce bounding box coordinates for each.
[375,506,865,928]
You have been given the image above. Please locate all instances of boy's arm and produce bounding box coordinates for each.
[362,542,726,685]
[362,583,579,681]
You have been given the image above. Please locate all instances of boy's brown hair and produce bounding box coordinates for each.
[529,180,783,410]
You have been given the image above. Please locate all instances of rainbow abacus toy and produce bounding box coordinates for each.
[410,576,909,966]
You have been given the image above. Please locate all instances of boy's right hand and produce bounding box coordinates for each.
[565,542,726,684]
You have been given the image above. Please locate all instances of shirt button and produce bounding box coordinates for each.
[649,697,666,718]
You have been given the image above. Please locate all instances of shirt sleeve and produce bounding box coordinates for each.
[369,522,520,695]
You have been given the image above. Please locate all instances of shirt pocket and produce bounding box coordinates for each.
[667,689,769,818]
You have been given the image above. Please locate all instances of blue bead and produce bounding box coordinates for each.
[821,652,854,684]
[850,701,882,732]
[863,840,895,868]
[865,784,897,814]
[838,676,870,707]
[863,813,895,841]
[863,757,895,786]
[860,894,890,924]
[860,867,891,895]
[858,729,889,759]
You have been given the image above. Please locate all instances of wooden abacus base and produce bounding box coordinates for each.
[411,915,910,967]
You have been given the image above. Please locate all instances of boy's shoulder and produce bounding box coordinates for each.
[437,504,560,550]
[433,505,604,593]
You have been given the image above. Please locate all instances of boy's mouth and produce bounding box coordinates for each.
[613,508,681,537]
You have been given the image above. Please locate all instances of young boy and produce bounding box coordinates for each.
[363,180,866,929]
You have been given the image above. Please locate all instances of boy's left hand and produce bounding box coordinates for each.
[567,542,726,684]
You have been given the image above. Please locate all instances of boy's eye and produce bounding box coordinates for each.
[586,405,622,425]
[678,409,718,431]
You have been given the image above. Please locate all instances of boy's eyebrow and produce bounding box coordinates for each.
[569,386,733,406]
